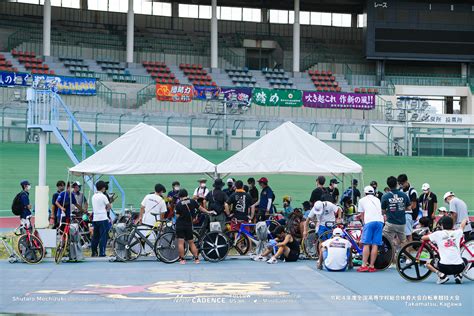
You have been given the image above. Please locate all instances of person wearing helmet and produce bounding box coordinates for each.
[317,227,352,271]
[357,186,384,272]
[302,200,342,241]
[443,192,471,238]
[418,183,437,229]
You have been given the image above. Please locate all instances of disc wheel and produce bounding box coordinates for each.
[200,231,229,262]
[396,241,436,282]
[113,232,142,262]
[461,240,474,281]
[54,233,68,264]
[154,232,181,263]
[302,229,319,259]
[373,235,394,270]
[226,230,250,255]
[17,234,45,264]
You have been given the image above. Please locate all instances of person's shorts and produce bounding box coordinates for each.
[176,227,194,241]
[323,249,350,272]
[383,222,406,244]
[436,262,465,275]
[318,225,332,240]
[405,213,414,236]
[361,221,384,246]
[284,249,300,262]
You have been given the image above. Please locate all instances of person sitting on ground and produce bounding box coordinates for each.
[253,226,300,264]
[317,227,352,271]
[422,217,468,284]
[175,189,203,264]
[357,186,384,273]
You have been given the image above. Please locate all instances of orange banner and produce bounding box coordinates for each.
[155,84,194,102]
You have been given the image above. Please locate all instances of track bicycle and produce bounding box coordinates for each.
[55,213,72,264]
[397,233,474,282]
[317,222,394,270]
[1,216,45,264]
[226,218,281,255]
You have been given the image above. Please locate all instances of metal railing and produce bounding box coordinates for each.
[386,73,467,87]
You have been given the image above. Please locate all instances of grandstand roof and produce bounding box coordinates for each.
[69,123,216,176]
[216,121,362,176]
[167,0,364,14]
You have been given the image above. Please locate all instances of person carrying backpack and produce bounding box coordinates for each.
[205,179,228,232]
[340,179,361,205]
[12,180,32,226]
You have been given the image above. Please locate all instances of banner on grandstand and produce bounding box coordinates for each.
[193,85,221,100]
[0,71,31,87]
[32,75,96,95]
[417,114,472,125]
[252,88,302,107]
[222,87,253,106]
[156,84,194,102]
[303,91,375,110]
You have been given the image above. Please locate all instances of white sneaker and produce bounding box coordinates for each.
[436,273,449,284]
[252,255,266,262]
[266,257,278,264]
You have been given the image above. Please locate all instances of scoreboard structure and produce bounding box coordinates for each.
[366,0,474,62]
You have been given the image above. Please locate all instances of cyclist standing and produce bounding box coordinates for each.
[55,182,83,224]
[226,180,254,229]
[205,178,229,231]
[357,186,384,272]
[91,180,111,257]
[398,174,418,242]
[252,177,275,222]
[139,184,167,226]
[50,180,65,228]
[175,189,202,265]
[422,217,468,284]
[247,177,259,206]
[71,181,88,216]
[17,180,32,227]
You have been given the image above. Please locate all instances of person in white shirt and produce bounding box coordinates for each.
[317,228,352,271]
[91,180,111,257]
[443,192,472,237]
[357,186,384,272]
[303,200,342,240]
[193,178,210,206]
[139,184,167,226]
[422,216,468,284]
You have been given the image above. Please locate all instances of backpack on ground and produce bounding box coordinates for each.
[11,192,24,216]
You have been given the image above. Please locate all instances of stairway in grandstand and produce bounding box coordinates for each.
[26,89,126,209]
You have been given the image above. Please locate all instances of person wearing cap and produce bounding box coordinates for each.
[205,178,229,231]
[326,179,340,204]
[309,176,327,206]
[139,184,167,227]
[50,180,65,228]
[18,180,32,223]
[317,227,352,271]
[418,183,438,229]
[71,181,88,217]
[55,182,83,224]
[247,177,259,205]
[91,180,112,257]
[381,176,410,252]
[397,174,419,242]
[252,177,275,222]
[223,178,235,196]
[193,178,210,206]
[357,186,384,272]
[370,181,384,200]
[443,192,471,238]
[303,200,342,241]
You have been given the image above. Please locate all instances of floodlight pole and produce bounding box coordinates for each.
[38,131,47,187]
[43,0,51,57]
[293,0,300,73]
[210,0,218,70]
[126,0,134,64]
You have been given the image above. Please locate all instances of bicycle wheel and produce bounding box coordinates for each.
[17,234,45,264]
[154,232,180,263]
[396,241,436,282]
[200,231,229,262]
[318,230,333,244]
[113,232,142,262]
[373,236,394,270]
[461,240,474,281]
[226,230,250,255]
[55,233,68,264]
[302,229,319,259]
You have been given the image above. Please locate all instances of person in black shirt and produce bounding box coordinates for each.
[51,180,65,228]
[326,179,340,204]
[253,226,300,263]
[309,176,326,206]
[205,179,229,232]
[370,180,384,200]
[398,174,418,242]
[226,180,254,224]
[418,183,438,229]
[175,189,202,264]
[247,177,259,206]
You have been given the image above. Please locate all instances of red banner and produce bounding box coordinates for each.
[156,84,194,102]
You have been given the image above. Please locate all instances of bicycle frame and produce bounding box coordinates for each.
[128,220,171,251]
[414,238,474,264]
[234,220,277,245]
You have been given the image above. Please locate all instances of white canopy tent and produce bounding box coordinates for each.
[69,123,216,176]
[216,121,362,176]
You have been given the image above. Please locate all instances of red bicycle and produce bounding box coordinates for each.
[55,213,71,264]
[16,216,45,264]
[397,235,474,282]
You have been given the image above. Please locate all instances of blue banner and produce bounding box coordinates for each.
[193,85,221,100]
[32,75,96,95]
[222,87,253,106]
[0,71,31,87]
